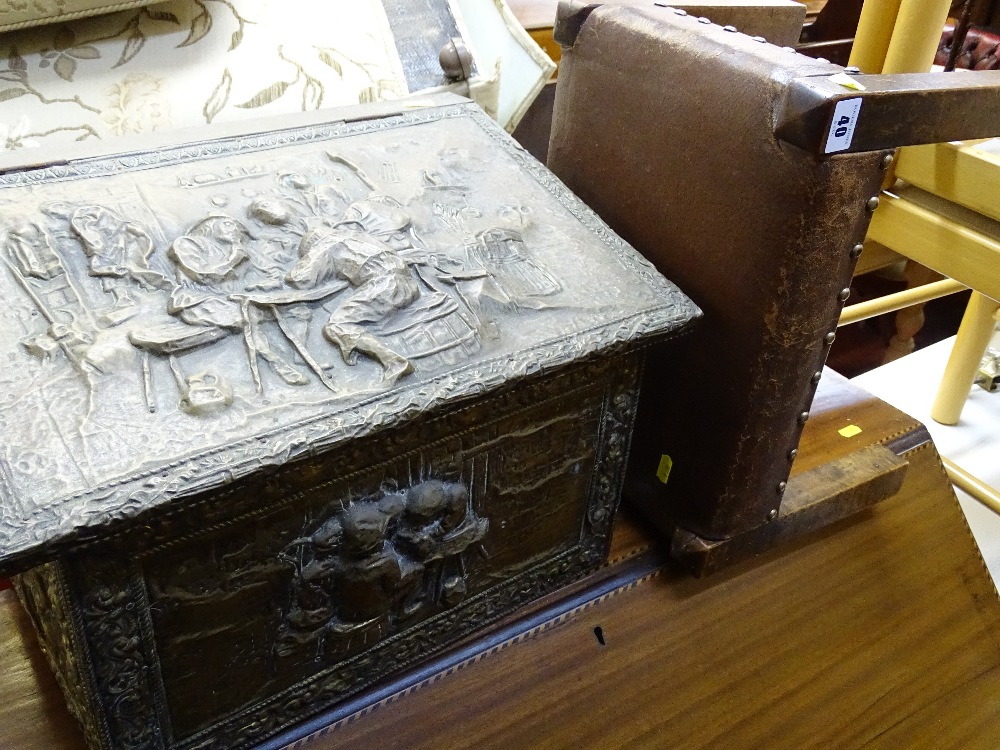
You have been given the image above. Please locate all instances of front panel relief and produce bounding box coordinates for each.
[133,379,609,744]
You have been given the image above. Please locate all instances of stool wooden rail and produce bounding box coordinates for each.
[839,277,967,326]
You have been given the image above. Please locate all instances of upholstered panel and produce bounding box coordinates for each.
[936,23,1000,71]
[0,0,550,153]
[0,0,166,34]
[0,0,410,149]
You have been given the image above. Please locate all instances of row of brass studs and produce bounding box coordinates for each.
[770,151,896,522]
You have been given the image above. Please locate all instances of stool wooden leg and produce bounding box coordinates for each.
[882,262,941,363]
[931,291,1000,425]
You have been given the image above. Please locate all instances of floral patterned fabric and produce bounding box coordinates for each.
[0,0,412,150]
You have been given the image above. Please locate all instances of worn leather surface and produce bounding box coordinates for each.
[548,4,888,540]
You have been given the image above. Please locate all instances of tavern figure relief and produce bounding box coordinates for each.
[1,148,564,416]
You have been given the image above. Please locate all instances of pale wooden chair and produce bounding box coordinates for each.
[839,0,1000,512]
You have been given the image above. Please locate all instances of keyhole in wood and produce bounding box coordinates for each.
[593,625,606,646]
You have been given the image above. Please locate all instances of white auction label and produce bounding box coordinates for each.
[823,97,863,154]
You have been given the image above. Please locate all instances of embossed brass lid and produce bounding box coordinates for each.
[0,96,699,574]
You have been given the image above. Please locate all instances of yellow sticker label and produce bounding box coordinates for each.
[829,72,867,91]
[656,454,673,484]
[838,424,862,438]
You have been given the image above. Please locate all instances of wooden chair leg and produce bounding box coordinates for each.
[943,458,1000,516]
[931,291,1000,425]
[882,262,941,363]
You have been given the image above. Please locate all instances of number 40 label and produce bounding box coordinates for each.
[824,97,862,154]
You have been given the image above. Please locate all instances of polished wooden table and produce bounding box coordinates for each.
[3,370,999,749]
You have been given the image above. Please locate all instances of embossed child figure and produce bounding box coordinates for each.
[277,515,345,653]
[394,481,487,613]
[331,503,404,635]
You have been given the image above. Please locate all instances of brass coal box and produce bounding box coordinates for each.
[0,96,697,750]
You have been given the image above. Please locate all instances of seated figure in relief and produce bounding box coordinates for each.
[166,214,308,386]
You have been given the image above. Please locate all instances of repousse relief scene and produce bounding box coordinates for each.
[0,112,664,521]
